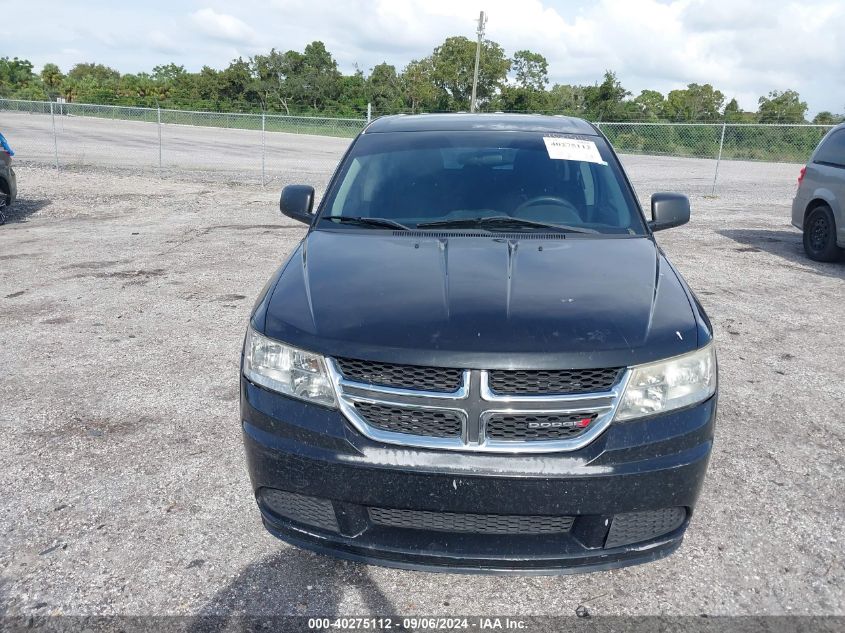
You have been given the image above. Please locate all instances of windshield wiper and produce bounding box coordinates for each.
[323,216,411,231]
[416,216,598,234]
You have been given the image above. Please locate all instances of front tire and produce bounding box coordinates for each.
[803,205,842,262]
[0,180,8,226]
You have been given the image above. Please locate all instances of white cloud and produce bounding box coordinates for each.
[279,0,842,113]
[190,8,257,45]
[148,30,182,55]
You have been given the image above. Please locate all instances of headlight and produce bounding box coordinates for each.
[615,344,716,421]
[243,327,337,408]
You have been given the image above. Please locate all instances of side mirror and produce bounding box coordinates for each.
[649,192,690,231]
[280,185,315,225]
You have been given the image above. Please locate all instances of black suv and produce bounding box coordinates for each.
[241,114,717,574]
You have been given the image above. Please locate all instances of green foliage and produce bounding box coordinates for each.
[0,42,826,130]
[300,41,342,110]
[546,84,587,116]
[511,50,548,91]
[633,90,665,121]
[757,90,807,123]
[811,111,843,125]
[1,57,41,98]
[401,58,437,113]
[252,49,305,114]
[497,86,550,112]
[428,36,510,110]
[40,63,64,98]
[336,69,367,116]
[366,63,403,114]
[664,84,724,122]
[583,71,634,121]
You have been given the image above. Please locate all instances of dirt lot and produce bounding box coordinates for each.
[0,159,843,619]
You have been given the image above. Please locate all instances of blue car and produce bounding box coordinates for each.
[240,114,718,574]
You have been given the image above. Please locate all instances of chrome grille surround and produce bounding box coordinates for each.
[328,359,630,454]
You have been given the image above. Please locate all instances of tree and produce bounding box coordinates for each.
[429,36,510,110]
[62,63,120,103]
[497,85,550,112]
[401,58,438,113]
[66,63,120,84]
[547,84,587,116]
[0,57,35,86]
[337,68,367,115]
[301,41,341,110]
[190,66,222,108]
[40,63,64,98]
[633,89,664,121]
[663,84,724,122]
[757,90,807,123]
[118,72,158,103]
[152,63,185,84]
[252,49,304,114]
[218,57,257,107]
[0,57,39,97]
[723,98,740,121]
[583,71,631,121]
[366,63,403,114]
[812,111,843,125]
[511,50,548,91]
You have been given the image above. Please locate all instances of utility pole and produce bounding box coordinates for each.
[470,10,487,113]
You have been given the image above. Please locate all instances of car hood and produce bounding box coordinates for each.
[260,230,703,369]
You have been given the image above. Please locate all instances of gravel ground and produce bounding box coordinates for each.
[0,158,843,619]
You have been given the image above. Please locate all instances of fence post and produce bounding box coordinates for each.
[367,102,372,124]
[711,121,727,196]
[261,112,266,187]
[50,100,59,170]
[157,106,162,172]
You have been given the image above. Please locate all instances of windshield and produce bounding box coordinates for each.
[319,130,647,235]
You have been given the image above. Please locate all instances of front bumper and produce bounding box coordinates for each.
[791,194,806,231]
[241,378,716,574]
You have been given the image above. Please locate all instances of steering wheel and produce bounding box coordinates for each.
[513,196,582,224]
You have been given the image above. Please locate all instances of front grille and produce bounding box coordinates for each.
[604,507,686,548]
[485,412,598,441]
[336,357,463,392]
[488,368,622,395]
[353,401,463,438]
[258,489,339,533]
[369,507,575,534]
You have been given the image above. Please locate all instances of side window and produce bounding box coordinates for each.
[814,130,845,167]
[329,157,363,215]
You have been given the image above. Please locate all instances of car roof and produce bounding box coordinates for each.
[363,113,599,136]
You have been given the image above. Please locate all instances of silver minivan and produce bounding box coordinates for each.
[792,122,845,261]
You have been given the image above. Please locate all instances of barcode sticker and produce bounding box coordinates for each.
[543,137,606,165]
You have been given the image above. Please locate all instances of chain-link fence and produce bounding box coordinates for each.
[0,98,833,196]
[0,98,364,191]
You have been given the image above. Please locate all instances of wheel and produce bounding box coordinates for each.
[803,205,842,262]
[0,180,8,226]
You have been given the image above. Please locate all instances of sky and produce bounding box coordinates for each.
[2,0,844,116]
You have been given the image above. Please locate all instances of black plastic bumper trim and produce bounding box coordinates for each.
[262,514,684,575]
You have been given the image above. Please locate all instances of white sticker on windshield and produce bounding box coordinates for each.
[543,137,606,165]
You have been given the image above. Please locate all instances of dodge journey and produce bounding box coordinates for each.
[240,114,718,573]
